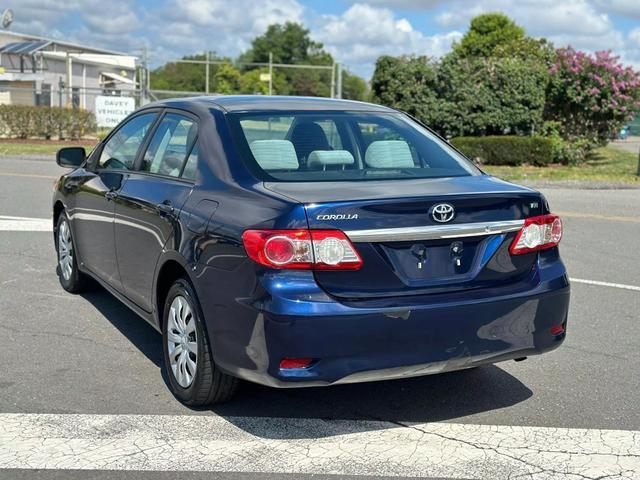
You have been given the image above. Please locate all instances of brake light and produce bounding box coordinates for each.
[242,229,362,270]
[510,214,562,255]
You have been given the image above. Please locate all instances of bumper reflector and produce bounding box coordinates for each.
[549,325,565,335]
[279,358,313,369]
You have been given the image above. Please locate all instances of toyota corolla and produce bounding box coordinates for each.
[52,96,570,405]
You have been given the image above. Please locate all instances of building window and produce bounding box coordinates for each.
[36,84,51,107]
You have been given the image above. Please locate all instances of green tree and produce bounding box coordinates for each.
[371,14,549,137]
[151,52,229,92]
[239,68,288,94]
[240,22,331,65]
[371,56,441,124]
[150,22,368,98]
[342,70,368,101]
[436,56,548,137]
[214,64,242,94]
[240,22,337,97]
[453,13,525,58]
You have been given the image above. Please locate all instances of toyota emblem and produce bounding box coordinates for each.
[430,203,455,223]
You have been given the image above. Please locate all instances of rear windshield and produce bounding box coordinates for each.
[226,111,480,182]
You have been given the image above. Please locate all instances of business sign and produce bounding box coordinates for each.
[95,96,135,128]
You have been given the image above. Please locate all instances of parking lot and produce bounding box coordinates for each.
[1,155,639,479]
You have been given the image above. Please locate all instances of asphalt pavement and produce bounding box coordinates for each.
[1,155,639,480]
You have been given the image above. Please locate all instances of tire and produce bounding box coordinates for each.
[162,278,239,406]
[55,211,89,293]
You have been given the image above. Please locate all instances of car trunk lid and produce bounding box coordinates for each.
[264,175,546,299]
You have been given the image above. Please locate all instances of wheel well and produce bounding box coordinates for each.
[156,260,189,327]
[53,201,64,230]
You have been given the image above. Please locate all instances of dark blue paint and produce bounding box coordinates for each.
[53,96,569,388]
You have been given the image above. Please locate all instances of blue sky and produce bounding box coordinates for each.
[3,0,640,78]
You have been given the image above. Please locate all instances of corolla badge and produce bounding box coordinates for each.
[316,214,359,221]
[430,203,455,223]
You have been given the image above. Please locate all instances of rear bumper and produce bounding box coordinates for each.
[208,254,570,388]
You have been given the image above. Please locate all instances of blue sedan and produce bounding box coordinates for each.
[52,96,570,405]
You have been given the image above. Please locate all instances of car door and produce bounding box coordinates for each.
[72,111,159,289]
[113,110,198,311]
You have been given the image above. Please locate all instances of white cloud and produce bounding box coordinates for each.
[621,28,640,70]
[313,3,462,77]
[593,0,640,19]
[436,0,612,36]
[345,0,448,9]
[146,0,304,63]
[84,10,140,35]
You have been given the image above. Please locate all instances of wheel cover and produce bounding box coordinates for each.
[167,295,198,388]
[58,220,73,281]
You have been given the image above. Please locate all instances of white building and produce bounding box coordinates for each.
[0,30,137,112]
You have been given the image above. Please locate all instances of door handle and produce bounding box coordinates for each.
[157,201,175,217]
[105,190,118,201]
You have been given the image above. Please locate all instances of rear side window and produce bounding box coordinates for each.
[141,113,197,178]
[99,113,157,170]
[181,145,198,181]
[228,111,480,182]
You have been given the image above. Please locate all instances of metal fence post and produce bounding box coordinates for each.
[330,62,335,98]
[268,52,273,96]
[205,51,210,94]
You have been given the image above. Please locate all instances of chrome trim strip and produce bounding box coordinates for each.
[344,219,525,243]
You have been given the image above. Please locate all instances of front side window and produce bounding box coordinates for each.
[99,113,157,170]
[228,111,480,182]
[141,113,197,177]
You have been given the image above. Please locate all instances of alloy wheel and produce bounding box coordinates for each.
[58,220,73,281]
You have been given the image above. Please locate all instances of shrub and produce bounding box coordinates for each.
[540,121,590,165]
[545,48,640,146]
[451,135,554,166]
[0,105,96,140]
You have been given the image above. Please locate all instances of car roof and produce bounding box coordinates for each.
[147,95,397,113]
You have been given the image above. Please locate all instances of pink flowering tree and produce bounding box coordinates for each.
[545,47,640,145]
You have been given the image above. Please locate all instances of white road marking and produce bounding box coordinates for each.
[0,215,52,232]
[570,277,640,292]
[0,414,638,478]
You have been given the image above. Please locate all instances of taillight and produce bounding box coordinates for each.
[242,229,362,270]
[510,214,562,255]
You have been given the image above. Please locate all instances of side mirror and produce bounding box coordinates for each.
[56,147,86,168]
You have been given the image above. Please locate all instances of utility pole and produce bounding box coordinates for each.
[268,52,273,96]
[336,63,342,99]
[637,146,640,177]
[205,51,210,94]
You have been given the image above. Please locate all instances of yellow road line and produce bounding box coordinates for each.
[0,172,57,179]
[557,211,640,223]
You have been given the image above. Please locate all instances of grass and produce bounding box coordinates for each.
[484,146,640,185]
[0,139,638,185]
[0,140,97,156]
